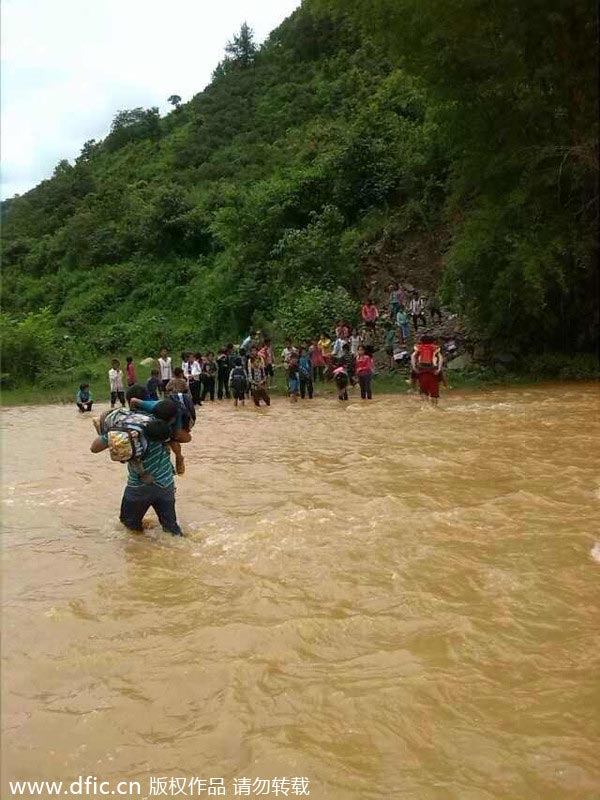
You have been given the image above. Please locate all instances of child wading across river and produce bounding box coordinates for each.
[287,354,300,403]
[248,353,271,407]
[229,358,249,406]
[411,334,444,406]
[332,366,349,401]
[355,345,374,400]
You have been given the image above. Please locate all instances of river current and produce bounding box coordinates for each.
[2,384,599,799]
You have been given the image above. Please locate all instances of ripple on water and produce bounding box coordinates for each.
[1,387,599,799]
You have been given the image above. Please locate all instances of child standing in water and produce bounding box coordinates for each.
[310,339,326,382]
[411,334,443,406]
[259,338,275,388]
[355,345,374,400]
[109,359,126,409]
[228,357,249,406]
[248,352,271,407]
[201,352,217,401]
[287,353,300,403]
[332,366,349,401]
[298,348,314,399]
[76,383,93,412]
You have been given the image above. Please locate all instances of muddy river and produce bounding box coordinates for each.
[2,384,599,799]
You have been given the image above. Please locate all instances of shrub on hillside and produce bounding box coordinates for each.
[274,286,359,340]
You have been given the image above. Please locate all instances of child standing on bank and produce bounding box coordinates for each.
[355,345,374,400]
[317,331,333,373]
[384,324,396,370]
[396,306,410,344]
[158,348,173,395]
[361,299,379,330]
[146,369,161,400]
[109,359,126,409]
[125,356,137,387]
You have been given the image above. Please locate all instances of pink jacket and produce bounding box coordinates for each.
[361,304,379,322]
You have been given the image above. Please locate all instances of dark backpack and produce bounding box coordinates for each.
[168,392,196,430]
[229,366,248,392]
[298,359,312,379]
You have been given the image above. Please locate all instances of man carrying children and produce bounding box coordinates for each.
[90,399,184,536]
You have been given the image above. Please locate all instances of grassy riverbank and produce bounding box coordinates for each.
[2,354,598,407]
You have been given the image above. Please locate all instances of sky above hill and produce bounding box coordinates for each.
[1,0,300,199]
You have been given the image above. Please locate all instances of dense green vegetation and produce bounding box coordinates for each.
[2,1,597,391]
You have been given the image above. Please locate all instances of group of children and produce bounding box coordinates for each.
[79,284,448,417]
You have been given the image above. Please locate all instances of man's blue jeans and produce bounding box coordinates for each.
[119,484,183,536]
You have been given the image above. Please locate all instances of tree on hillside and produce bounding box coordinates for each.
[105,107,162,150]
[321,0,599,349]
[52,160,72,177]
[168,94,182,108]
[225,22,257,68]
[76,139,97,163]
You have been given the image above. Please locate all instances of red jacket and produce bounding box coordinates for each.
[416,343,438,365]
[355,354,374,375]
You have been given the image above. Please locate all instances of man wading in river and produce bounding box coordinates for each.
[90,401,184,536]
[411,334,443,406]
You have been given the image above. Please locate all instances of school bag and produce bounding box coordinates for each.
[416,342,438,367]
[298,358,312,379]
[101,409,156,463]
[229,366,248,393]
[168,391,196,430]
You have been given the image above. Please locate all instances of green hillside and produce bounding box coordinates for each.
[1,0,597,387]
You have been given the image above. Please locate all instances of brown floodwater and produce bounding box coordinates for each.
[2,384,599,800]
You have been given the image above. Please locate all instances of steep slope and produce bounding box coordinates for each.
[1,0,597,387]
[3,5,448,359]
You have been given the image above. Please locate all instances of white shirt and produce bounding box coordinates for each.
[191,360,203,378]
[108,368,124,392]
[281,346,297,364]
[158,357,172,381]
[182,361,196,379]
[350,335,360,355]
[332,338,347,358]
